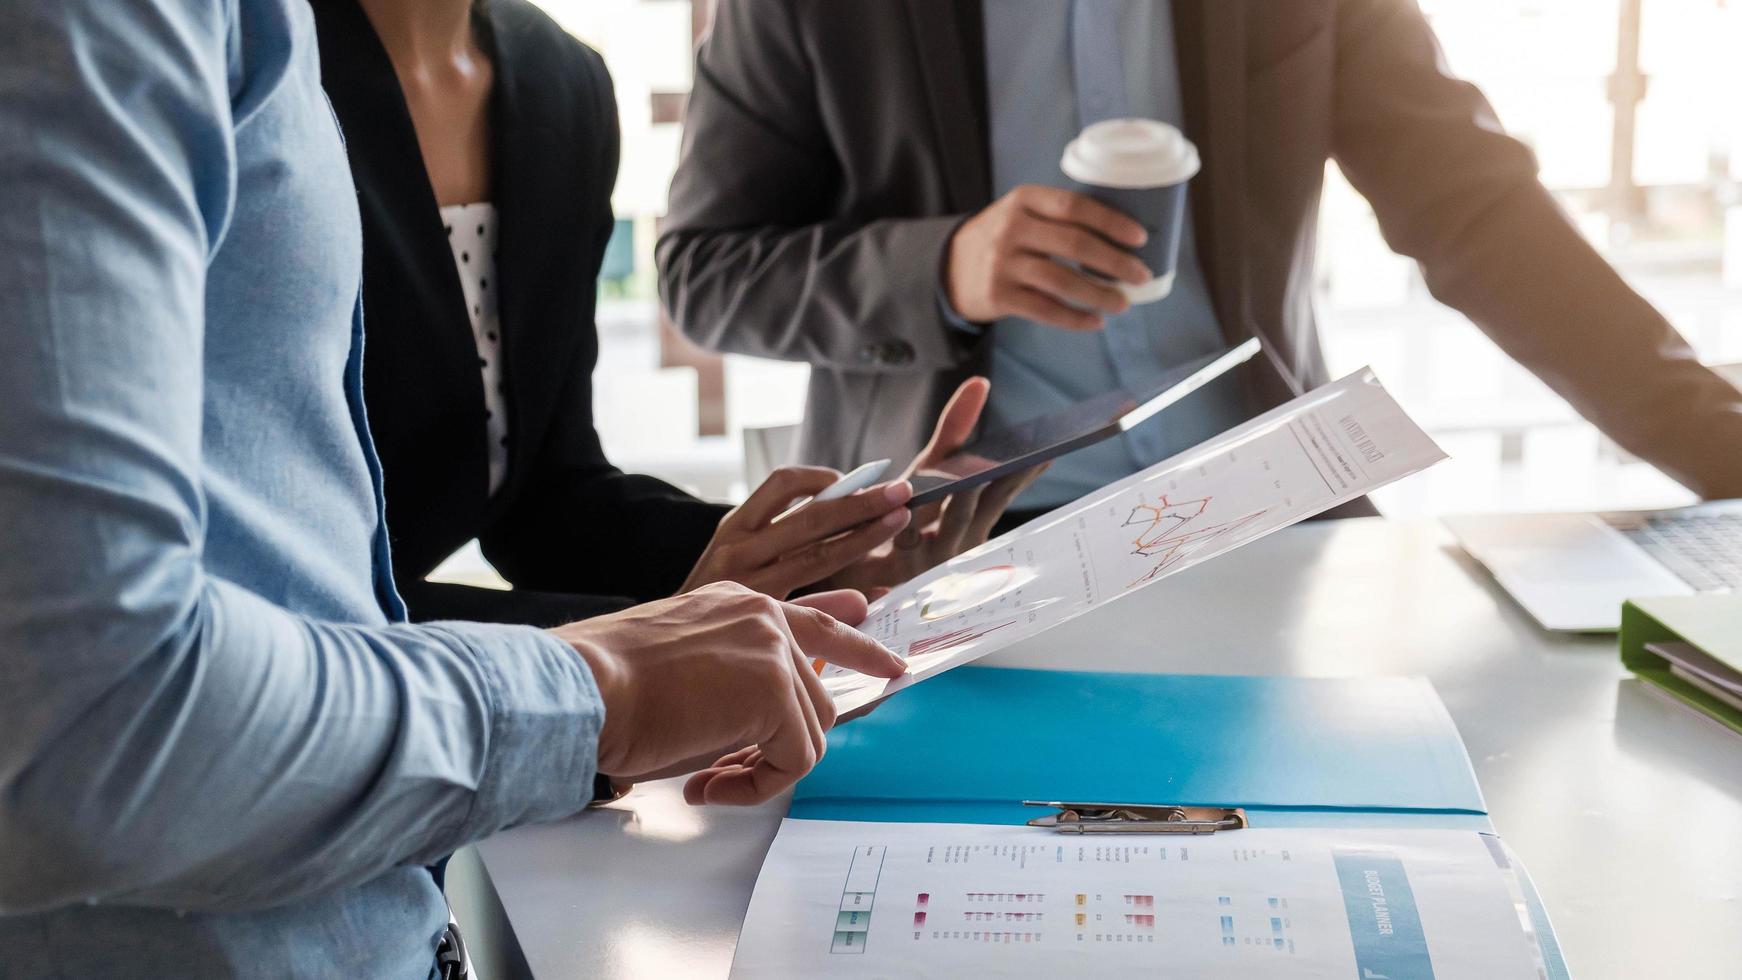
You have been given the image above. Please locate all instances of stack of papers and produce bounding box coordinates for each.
[1650,641,1742,713]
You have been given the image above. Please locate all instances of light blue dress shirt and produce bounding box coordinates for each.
[0,1,602,976]
[981,0,1252,507]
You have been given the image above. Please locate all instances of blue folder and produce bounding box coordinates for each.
[792,668,1567,977]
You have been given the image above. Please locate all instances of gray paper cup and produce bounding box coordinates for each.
[1060,118,1201,304]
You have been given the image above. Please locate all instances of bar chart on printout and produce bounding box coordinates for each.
[832,839,1309,955]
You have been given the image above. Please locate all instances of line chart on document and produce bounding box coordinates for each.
[1120,495,1269,588]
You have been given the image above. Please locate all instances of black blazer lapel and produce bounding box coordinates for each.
[317,0,482,384]
[479,5,596,509]
[903,0,992,211]
[313,0,496,521]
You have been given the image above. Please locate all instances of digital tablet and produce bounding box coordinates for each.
[905,337,1262,508]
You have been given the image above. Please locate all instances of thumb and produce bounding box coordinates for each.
[917,376,989,466]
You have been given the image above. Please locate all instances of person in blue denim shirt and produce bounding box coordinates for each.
[0,1,903,976]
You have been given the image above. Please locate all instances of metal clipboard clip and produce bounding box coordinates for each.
[1022,801,1248,835]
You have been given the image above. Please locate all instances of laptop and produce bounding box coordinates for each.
[1445,500,1742,632]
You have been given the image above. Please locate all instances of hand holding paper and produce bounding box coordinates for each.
[553,585,904,804]
[825,377,1047,596]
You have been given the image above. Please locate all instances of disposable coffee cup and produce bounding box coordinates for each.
[1060,118,1201,304]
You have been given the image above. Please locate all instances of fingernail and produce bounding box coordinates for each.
[882,508,910,528]
[1137,265,1155,283]
[884,481,913,505]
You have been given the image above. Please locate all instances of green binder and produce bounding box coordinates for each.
[1620,594,1742,734]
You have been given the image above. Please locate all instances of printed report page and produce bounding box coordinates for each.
[824,369,1447,715]
[732,821,1545,979]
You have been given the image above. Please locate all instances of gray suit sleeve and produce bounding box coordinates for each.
[657,0,977,374]
[1330,0,1742,499]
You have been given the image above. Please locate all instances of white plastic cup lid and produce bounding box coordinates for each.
[1061,118,1201,189]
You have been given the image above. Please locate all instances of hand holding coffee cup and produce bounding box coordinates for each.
[942,118,1199,330]
[943,185,1154,332]
[1060,118,1200,305]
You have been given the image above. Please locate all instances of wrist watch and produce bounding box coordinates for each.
[588,773,631,808]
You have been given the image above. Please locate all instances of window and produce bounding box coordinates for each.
[1321,0,1742,515]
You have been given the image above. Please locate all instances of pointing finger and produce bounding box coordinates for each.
[780,601,906,679]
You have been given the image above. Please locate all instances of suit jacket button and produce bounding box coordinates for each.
[883,341,915,366]
[859,342,882,364]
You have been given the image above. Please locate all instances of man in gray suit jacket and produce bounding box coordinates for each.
[658,0,1742,518]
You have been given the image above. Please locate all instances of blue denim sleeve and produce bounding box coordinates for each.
[0,0,602,914]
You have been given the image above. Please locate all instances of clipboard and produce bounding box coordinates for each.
[790,668,1567,977]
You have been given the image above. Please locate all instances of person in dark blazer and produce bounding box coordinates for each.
[311,0,1035,627]
[658,0,1742,524]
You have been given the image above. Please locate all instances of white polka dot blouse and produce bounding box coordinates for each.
[440,202,509,497]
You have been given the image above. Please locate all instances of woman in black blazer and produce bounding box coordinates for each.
[311,0,1034,627]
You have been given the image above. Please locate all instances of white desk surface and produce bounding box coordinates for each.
[474,518,1742,980]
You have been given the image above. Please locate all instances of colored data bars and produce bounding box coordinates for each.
[830,846,886,954]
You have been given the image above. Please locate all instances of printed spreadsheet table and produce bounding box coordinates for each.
[731,822,1545,979]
